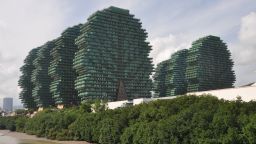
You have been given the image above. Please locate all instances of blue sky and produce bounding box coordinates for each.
[0,0,255,106]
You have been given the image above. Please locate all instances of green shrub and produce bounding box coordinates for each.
[0,117,16,131]
[16,116,28,132]
[1,95,256,143]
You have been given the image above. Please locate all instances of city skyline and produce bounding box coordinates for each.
[0,0,256,106]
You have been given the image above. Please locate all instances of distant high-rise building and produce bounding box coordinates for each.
[3,97,13,112]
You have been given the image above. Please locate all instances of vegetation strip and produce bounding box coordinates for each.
[1,95,256,143]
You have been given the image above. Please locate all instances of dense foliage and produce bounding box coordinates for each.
[1,95,256,143]
[0,116,17,131]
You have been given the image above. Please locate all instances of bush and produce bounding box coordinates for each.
[1,95,256,143]
[16,116,28,132]
[0,116,16,131]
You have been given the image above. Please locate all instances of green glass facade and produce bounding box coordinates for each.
[153,60,169,97]
[18,7,236,108]
[154,36,235,97]
[186,35,235,92]
[31,42,55,107]
[48,25,81,106]
[73,6,153,101]
[18,48,40,109]
[166,49,188,96]
[153,49,188,97]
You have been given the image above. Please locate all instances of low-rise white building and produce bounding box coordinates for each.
[107,83,256,109]
[187,84,256,102]
[107,98,153,109]
[133,98,152,105]
[107,100,133,109]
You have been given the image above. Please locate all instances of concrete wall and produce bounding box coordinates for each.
[133,98,152,105]
[187,86,256,102]
[107,86,256,110]
[107,100,131,109]
[152,96,177,101]
[107,98,153,109]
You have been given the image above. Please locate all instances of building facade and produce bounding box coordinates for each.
[48,25,81,106]
[166,49,188,96]
[3,97,13,112]
[153,60,169,97]
[19,6,153,108]
[18,48,40,109]
[154,36,235,97]
[153,49,188,97]
[31,41,56,107]
[186,35,235,92]
[73,6,153,101]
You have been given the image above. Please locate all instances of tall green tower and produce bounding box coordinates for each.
[153,49,188,97]
[31,41,55,107]
[186,35,235,92]
[153,60,169,97]
[18,48,40,109]
[166,49,188,96]
[48,25,81,106]
[73,6,153,101]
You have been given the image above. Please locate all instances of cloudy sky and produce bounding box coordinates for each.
[0,0,255,106]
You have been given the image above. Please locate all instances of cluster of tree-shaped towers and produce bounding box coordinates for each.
[153,35,236,97]
[19,7,236,108]
[18,6,153,109]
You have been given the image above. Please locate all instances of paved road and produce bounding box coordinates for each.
[0,130,89,144]
[0,135,18,144]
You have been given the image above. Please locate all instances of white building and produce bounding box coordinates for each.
[187,84,256,102]
[107,83,256,109]
[107,100,133,109]
[107,98,154,109]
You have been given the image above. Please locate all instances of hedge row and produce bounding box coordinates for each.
[1,95,256,143]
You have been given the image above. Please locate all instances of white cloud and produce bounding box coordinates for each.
[239,12,256,45]
[150,34,192,66]
[0,0,70,106]
[231,11,256,85]
[232,11,256,66]
[0,20,7,29]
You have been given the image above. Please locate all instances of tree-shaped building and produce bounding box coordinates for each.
[31,41,55,107]
[18,48,40,109]
[153,60,169,97]
[73,6,153,101]
[153,49,188,97]
[186,35,235,92]
[166,49,188,96]
[48,25,81,106]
